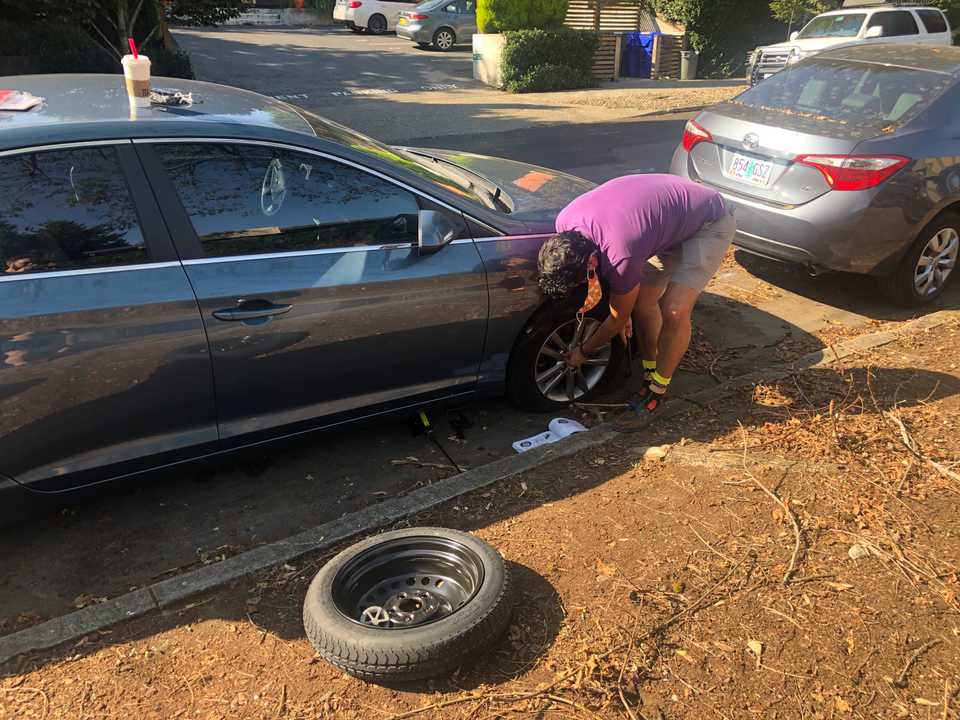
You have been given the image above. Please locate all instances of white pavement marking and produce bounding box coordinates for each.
[274,83,461,100]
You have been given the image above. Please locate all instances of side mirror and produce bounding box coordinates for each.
[418,209,465,254]
[865,25,884,38]
[789,31,799,41]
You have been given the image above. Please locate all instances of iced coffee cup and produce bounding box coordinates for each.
[121,54,151,107]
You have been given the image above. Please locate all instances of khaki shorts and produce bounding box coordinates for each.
[639,212,737,293]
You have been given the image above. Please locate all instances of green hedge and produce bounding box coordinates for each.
[477,0,568,33]
[502,28,598,93]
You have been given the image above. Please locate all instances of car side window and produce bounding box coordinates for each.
[869,11,919,36]
[155,144,420,258]
[917,9,948,33]
[443,2,458,12]
[0,147,147,276]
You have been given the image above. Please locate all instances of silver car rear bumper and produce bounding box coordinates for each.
[671,146,917,276]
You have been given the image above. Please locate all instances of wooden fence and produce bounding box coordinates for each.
[564,0,685,81]
[651,33,683,79]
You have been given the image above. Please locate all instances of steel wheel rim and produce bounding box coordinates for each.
[332,536,484,629]
[914,227,958,296]
[436,31,454,48]
[534,317,612,403]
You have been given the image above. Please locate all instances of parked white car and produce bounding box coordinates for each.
[333,0,420,34]
[749,1,952,84]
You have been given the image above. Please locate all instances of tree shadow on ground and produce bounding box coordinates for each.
[734,250,960,322]
[2,357,957,679]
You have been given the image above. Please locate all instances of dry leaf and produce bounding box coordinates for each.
[826,582,855,592]
[835,697,852,713]
[747,640,763,657]
[596,559,617,577]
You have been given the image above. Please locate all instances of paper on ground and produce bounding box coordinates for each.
[513,418,587,453]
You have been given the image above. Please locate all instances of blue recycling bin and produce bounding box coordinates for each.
[620,32,659,79]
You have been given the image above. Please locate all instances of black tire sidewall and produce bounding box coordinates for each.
[507,300,625,413]
[368,14,387,33]
[882,213,959,307]
[304,527,508,658]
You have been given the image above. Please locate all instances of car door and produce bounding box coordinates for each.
[138,140,488,444]
[0,142,217,492]
[457,0,477,40]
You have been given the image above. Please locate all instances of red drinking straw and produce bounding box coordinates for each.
[128,38,139,59]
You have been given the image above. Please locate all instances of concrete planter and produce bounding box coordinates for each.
[472,33,506,89]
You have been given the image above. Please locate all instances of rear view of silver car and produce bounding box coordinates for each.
[671,44,960,306]
[397,0,477,50]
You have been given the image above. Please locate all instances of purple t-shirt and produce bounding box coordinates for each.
[555,174,727,295]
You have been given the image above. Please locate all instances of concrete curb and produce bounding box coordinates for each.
[0,310,951,666]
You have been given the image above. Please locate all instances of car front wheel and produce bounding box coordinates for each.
[507,302,625,412]
[879,213,959,306]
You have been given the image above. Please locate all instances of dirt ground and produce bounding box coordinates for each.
[3,316,959,720]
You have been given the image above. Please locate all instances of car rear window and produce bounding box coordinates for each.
[917,8,948,33]
[727,58,953,136]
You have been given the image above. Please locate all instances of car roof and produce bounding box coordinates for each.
[824,4,942,13]
[0,74,317,150]
[817,43,960,74]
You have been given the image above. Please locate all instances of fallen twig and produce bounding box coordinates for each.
[893,639,941,688]
[739,424,804,585]
[883,411,960,485]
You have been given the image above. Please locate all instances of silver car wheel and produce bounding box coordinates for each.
[435,30,455,50]
[534,317,611,403]
[914,227,959,296]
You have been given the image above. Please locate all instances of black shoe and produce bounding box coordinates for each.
[630,385,666,414]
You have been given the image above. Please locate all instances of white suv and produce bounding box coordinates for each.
[333,0,420,34]
[749,2,952,84]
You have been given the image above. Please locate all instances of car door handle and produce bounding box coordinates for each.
[212,303,293,322]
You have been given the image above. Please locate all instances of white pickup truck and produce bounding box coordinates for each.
[749,1,953,84]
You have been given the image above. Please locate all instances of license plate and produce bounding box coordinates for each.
[398,16,408,24]
[728,153,773,188]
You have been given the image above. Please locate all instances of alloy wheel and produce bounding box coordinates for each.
[914,227,958,296]
[368,15,387,33]
[534,317,612,403]
[435,30,455,50]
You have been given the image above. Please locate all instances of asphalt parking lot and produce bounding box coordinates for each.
[173,26,478,98]
[1,26,958,635]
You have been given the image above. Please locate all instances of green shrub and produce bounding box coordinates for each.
[505,63,590,92]
[502,27,598,93]
[529,0,569,28]
[477,0,528,32]
[477,0,568,32]
[149,48,195,79]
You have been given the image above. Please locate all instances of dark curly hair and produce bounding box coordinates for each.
[537,230,596,300]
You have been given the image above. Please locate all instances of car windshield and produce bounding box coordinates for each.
[728,57,952,136]
[300,110,511,213]
[415,0,446,8]
[798,13,865,38]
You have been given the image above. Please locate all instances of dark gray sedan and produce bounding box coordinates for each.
[671,44,960,306]
[0,75,619,508]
